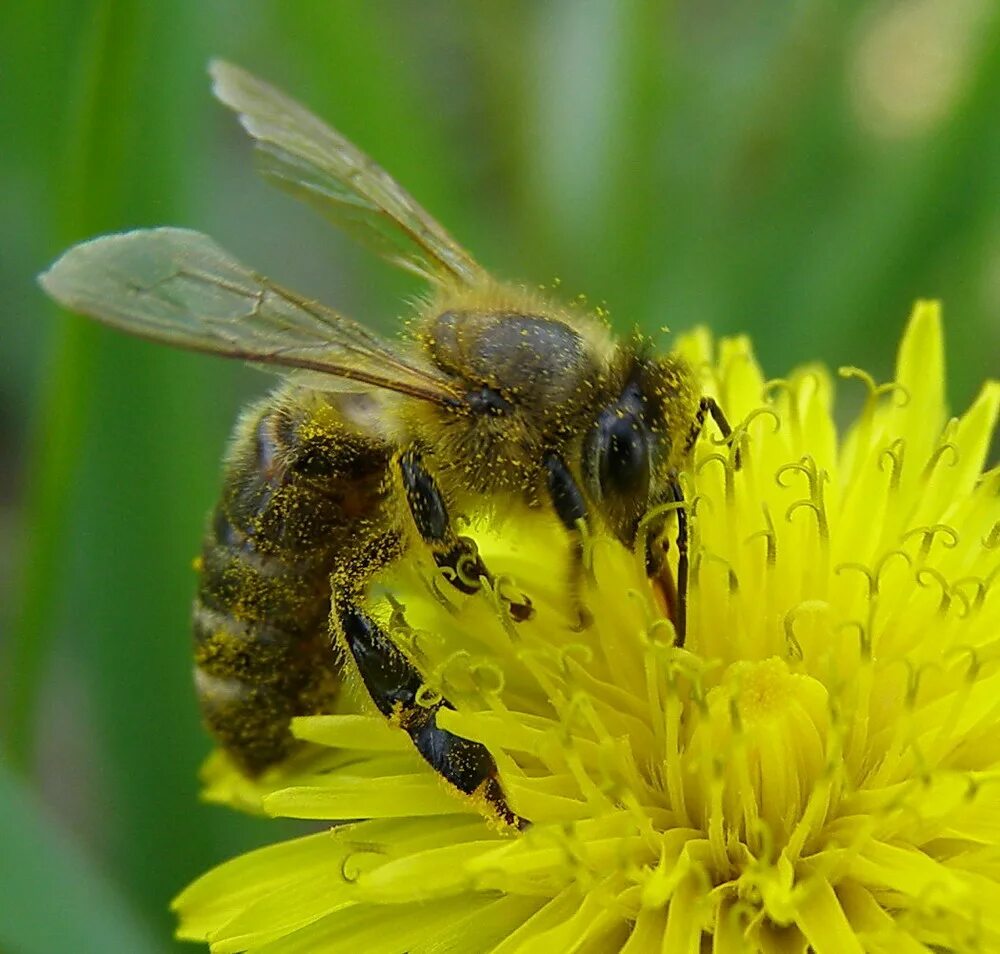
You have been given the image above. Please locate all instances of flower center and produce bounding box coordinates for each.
[693,658,832,853]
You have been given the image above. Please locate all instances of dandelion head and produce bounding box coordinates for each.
[175,303,1000,953]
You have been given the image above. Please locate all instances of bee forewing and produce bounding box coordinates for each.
[209,60,488,288]
[39,227,461,405]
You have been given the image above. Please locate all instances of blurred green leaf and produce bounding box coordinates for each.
[7,0,155,772]
[0,764,163,954]
[4,1,275,943]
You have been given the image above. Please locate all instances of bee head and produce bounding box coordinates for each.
[581,350,699,545]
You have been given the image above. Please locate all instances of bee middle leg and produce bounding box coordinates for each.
[334,597,526,829]
[398,449,532,620]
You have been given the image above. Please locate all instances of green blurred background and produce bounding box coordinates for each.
[1,1,998,950]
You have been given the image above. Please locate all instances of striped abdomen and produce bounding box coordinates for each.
[192,387,397,775]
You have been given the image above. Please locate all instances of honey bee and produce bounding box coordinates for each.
[40,61,734,828]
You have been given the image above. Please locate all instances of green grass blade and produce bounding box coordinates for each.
[5,0,150,771]
[0,764,164,954]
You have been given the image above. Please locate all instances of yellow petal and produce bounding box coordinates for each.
[263,773,472,820]
[173,831,340,941]
[887,301,946,498]
[794,878,864,954]
[291,714,411,751]
[661,874,705,953]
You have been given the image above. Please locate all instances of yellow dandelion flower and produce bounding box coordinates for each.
[175,303,1000,953]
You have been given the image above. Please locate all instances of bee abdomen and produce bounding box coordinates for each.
[193,391,396,774]
[192,597,334,774]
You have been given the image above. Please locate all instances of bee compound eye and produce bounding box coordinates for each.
[599,412,650,499]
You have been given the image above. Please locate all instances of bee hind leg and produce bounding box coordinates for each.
[398,449,532,620]
[335,598,526,829]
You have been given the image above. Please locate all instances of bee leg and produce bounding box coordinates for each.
[644,475,689,646]
[399,449,532,620]
[543,452,593,630]
[644,524,677,625]
[686,396,740,468]
[335,598,526,829]
[668,474,690,646]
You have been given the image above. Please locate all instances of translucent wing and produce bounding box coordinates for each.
[210,60,488,287]
[38,228,463,406]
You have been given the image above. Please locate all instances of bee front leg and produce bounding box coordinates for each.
[543,452,593,630]
[398,449,532,620]
[334,597,526,829]
[685,396,740,468]
[645,475,689,647]
[668,475,690,646]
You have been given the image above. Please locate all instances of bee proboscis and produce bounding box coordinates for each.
[40,61,734,828]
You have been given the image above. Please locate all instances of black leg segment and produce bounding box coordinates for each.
[411,708,497,795]
[398,447,487,594]
[668,475,689,647]
[543,452,594,629]
[398,449,532,618]
[686,396,740,469]
[336,599,526,829]
[338,602,423,717]
[643,475,689,647]
[544,451,588,530]
[703,397,732,444]
[432,538,489,597]
[399,448,450,543]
